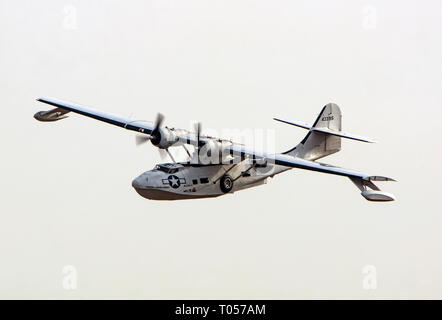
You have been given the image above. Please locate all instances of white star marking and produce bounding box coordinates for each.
[169,176,179,187]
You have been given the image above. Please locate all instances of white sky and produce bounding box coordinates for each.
[0,0,441,299]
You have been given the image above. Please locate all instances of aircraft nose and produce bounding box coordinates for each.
[131,177,143,189]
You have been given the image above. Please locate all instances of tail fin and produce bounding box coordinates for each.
[274,103,376,160]
[279,103,342,160]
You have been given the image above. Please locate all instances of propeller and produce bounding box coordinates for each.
[135,134,152,146]
[153,113,164,133]
[135,114,198,164]
[136,134,170,159]
[192,122,203,163]
[194,122,202,148]
[150,112,165,145]
[158,149,168,160]
[135,112,172,161]
[135,112,165,147]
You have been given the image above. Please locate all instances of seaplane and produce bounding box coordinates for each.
[34,98,396,201]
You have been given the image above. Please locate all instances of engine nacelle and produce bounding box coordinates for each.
[197,140,233,164]
[150,127,180,149]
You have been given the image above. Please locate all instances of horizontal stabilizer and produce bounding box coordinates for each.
[273,117,376,143]
[273,118,310,130]
[312,127,376,143]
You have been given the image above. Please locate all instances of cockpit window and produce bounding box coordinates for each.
[154,164,182,174]
[154,165,168,173]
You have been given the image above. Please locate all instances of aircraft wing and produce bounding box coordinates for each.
[34,97,155,134]
[228,144,395,181]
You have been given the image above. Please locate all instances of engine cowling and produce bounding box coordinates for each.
[150,127,180,149]
[197,140,233,164]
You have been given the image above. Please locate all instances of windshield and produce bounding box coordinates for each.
[154,164,180,174]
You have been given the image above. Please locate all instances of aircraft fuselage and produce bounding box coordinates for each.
[131,160,290,200]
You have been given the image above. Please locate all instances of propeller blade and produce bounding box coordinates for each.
[194,122,202,148]
[135,134,152,146]
[158,148,168,160]
[154,113,165,132]
[194,122,201,139]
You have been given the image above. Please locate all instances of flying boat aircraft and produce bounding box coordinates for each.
[34,98,396,201]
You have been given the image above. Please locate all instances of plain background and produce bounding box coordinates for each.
[1,0,441,299]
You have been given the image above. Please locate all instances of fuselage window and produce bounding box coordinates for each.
[200,178,209,184]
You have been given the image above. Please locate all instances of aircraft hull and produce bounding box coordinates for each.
[132,162,290,200]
